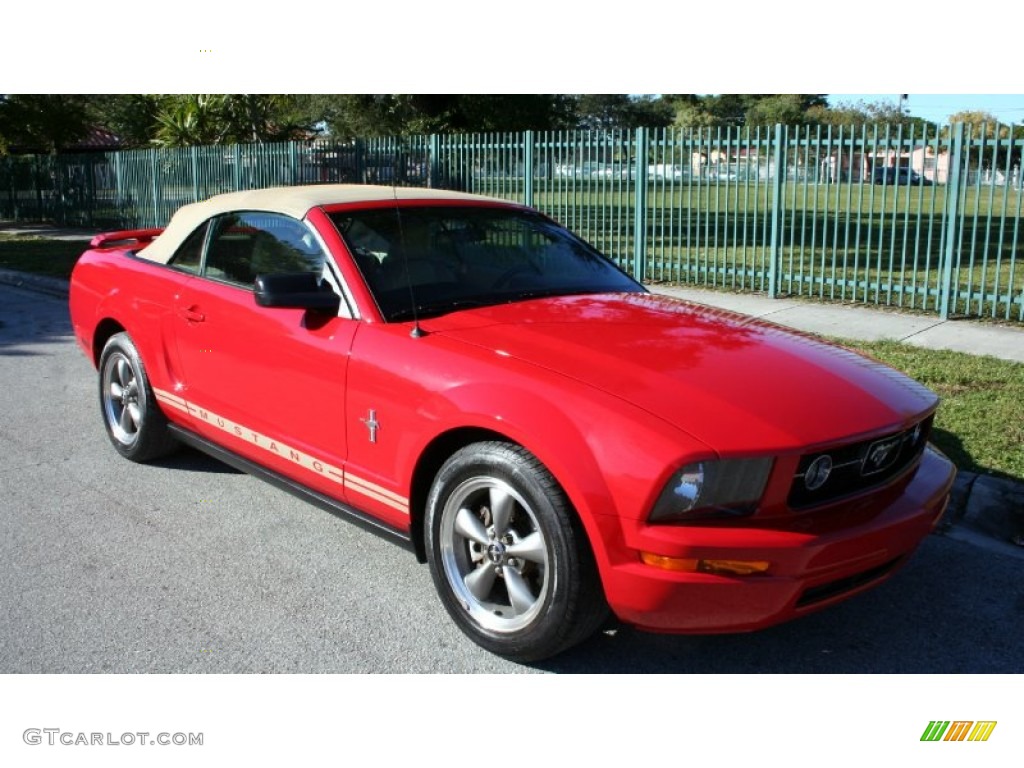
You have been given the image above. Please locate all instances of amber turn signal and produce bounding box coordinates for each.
[641,552,771,576]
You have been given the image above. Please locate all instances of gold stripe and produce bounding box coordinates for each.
[154,389,189,414]
[345,481,409,513]
[153,388,409,514]
[345,473,408,506]
[154,389,348,490]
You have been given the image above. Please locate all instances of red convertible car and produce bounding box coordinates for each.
[69,185,956,661]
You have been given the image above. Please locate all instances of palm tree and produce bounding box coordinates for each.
[152,95,228,147]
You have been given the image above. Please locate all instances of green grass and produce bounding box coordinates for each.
[526,180,1024,218]
[535,181,1024,321]
[635,245,1022,320]
[0,234,85,279]
[837,339,1024,481]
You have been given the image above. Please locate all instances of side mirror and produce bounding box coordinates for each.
[253,272,341,314]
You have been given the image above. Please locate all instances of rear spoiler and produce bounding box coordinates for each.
[89,228,164,250]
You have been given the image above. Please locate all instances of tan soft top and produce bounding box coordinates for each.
[137,184,513,264]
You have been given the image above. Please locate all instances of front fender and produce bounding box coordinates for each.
[402,372,711,573]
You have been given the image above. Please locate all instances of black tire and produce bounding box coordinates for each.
[425,442,608,662]
[98,332,179,463]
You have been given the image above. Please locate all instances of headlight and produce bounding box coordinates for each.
[649,458,773,522]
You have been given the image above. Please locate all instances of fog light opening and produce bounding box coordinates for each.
[700,559,772,576]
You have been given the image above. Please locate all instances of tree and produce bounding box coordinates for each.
[698,94,751,126]
[87,95,165,149]
[0,94,93,154]
[944,111,1023,172]
[574,95,675,130]
[454,95,578,132]
[745,95,812,127]
[219,94,313,143]
[672,95,828,129]
[296,95,403,138]
[804,102,872,127]
[945,110,1016,139]
[151,95,315,147]
[152,95,229,147]
[673,102,722,130]
[808,99,934,134]
[308,95,579,138]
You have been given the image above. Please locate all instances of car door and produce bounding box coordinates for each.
[171,211,358,502]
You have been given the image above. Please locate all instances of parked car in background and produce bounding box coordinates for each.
[873,167,932,186]
[648,163,687,181]
[69,184,956,662]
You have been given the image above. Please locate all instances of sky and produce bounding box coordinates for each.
[828,94,1024,125]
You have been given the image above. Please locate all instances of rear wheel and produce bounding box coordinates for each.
[98,332,178,462]
[425,442,608,662]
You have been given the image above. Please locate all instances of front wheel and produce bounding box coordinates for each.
[98,332,179,462]
[425,442,608,662]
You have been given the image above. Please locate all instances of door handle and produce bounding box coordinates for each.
[179,306,206,323]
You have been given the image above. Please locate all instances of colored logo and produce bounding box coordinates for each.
[921,721,997,742]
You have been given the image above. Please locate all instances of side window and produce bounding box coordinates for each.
[203,212,325,288]
[167,221,208,274]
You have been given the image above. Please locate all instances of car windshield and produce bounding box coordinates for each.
[328,205,643,321]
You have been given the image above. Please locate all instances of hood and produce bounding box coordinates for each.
[426,293,938,453]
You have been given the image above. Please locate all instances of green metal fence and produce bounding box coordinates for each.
[2,125,1022,321]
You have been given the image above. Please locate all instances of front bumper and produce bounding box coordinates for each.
[602,446,956,633]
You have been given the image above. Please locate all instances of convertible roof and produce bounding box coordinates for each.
[135,184,513,264]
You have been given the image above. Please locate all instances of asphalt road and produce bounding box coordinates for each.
[1,283,1022,674]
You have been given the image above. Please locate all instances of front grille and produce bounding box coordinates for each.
[796,557,903,608]
[787,415,933,510]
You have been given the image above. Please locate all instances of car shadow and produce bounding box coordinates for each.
[152,446,243,475]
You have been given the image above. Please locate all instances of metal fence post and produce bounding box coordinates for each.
[768,123,787,299]
[939,123,965,320]
[33,154,43,218]
[232,145,242,190]
[191,146,200,202]
[2,157,11,220]
[55,157,66,225]
[86,155,96,226]
[355,139,366,183]
[524,130,534,208]
[7,157,17,220]
[150,151,159,228]
[428,134,441,188]
[114,151,123,226]
[633,127,649,282]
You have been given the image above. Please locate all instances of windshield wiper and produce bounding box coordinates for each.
[503,285,639,303]
[388,298,492,322]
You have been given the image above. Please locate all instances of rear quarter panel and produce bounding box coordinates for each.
[69,247,192,404]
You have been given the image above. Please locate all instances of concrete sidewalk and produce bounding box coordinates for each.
[1,222,1022,557]
[652,285,1024,364]
[0,221,98,241]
